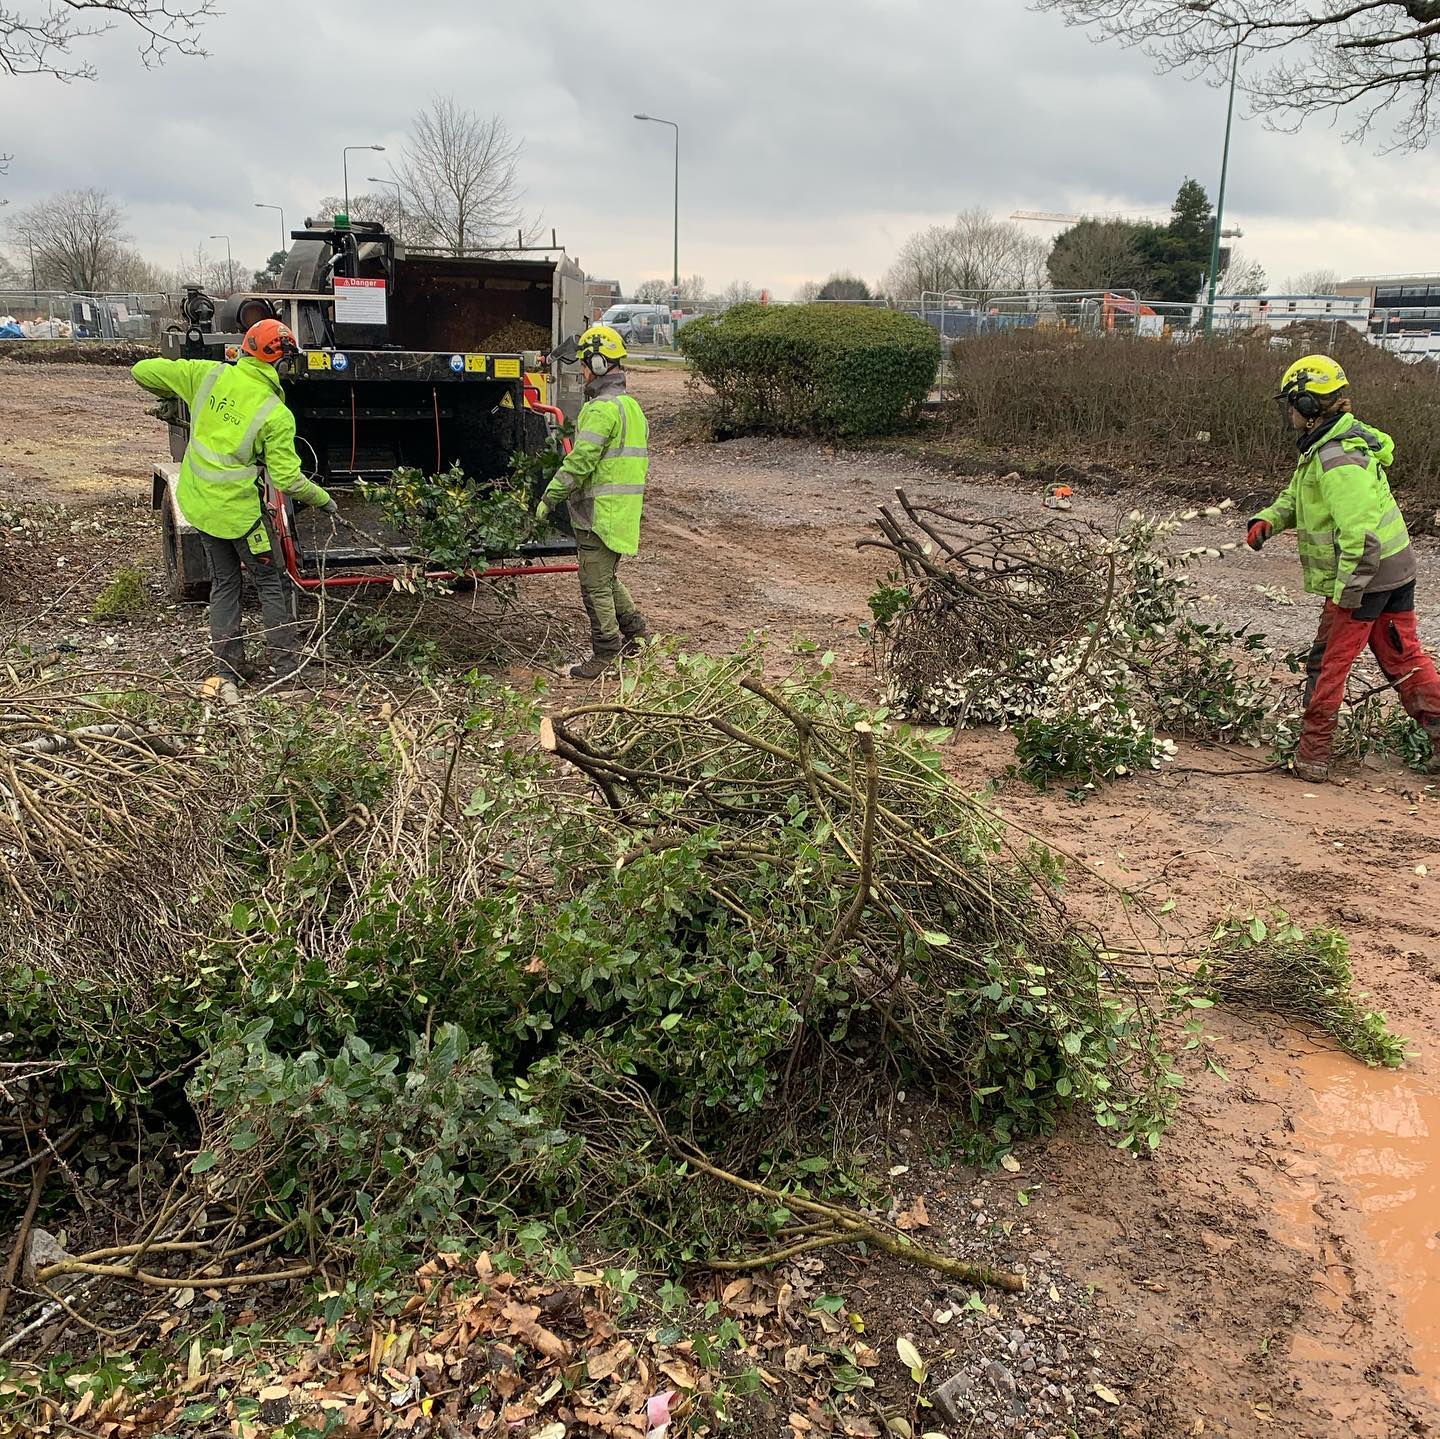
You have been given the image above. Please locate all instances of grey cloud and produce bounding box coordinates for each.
[1,0,1434,289]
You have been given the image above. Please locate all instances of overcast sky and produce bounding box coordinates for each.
[2,0,1438,296]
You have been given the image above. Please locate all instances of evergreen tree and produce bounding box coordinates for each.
[1137,177,1216,304]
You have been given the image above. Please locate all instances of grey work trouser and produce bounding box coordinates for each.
[200,522,298,679]
[574,527,643,655]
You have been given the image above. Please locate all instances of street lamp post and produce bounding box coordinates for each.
[254,202,286,253]
[367,176,404,242]
[342,145,385,218]
[209,233,235,294]
[634,113,679,326]
[1203,38,1240,337]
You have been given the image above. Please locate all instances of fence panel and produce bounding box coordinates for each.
[0,291,177,341]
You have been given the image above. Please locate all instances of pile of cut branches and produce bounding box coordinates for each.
[0,664,234,976]
[541,651,1181,1150]
[862,494,1292,792]
[358,460,548,579]
[1198,912,1408,1067]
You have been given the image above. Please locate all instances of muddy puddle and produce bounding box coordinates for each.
[1284,1050,1440,1399]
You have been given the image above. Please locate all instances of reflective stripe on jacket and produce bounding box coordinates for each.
[132,355,330,540]
[542,369,648,555]
[1256,411,1415,608]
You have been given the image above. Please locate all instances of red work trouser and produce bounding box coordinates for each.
[1299,580,1440,766]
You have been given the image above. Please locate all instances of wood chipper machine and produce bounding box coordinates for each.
[148,219,590,601]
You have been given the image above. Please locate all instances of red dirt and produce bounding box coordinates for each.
[4,363,1439,1436]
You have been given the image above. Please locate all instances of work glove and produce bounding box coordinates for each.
[1246,518,1272,551]
[535,500,550,523]
[322,499,339,515]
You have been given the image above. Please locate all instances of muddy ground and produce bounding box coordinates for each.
[4,362,1440,1437]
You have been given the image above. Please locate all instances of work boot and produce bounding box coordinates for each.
[1424,722,1440,775]
[214,657,258,686]
[267,661,317,694]
[619,616,650,656]
[569,651,619,680]
[1293,756,1330,784]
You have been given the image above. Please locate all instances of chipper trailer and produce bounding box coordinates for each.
[148,218,589,602]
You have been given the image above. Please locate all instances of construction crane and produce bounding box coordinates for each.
[1010,209,1243,238]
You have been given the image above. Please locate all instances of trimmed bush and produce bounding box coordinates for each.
[943,327,1440,523]
[678,302,940,438]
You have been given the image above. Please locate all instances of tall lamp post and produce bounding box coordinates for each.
[367,176,405,242]
[209,233,235,294]
[342,144,385,218]
[634,113,679,323]
[254,202,286,253]
[1203,36,1241,337]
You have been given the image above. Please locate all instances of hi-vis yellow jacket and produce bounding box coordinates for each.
[133,355,330,540]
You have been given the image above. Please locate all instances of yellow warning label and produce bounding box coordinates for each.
[306,351,331,371]
[493,357,522,379]
[465,354,488,373]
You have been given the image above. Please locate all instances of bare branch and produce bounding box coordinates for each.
[397,95,532,256]
[0,1,213,81]
[1033,0,1440,146]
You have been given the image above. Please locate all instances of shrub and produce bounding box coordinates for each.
[91,564,149,620]
[1198,912,1408,1067]
[942,327,1440,524]
[358,460,547,577]
[871,508,1283,796]
[679,302,940,438]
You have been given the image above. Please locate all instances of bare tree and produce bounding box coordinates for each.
[632,278,672,303]
[793,279,824,303]
[1046,218,1153,292]
[175,242,244,297]
[885,209,1048,300]
[1214,249,1267,296]
[714,279,762,307]
[816,271,873,302]
[2,0,214,81]
[313,191,409,238]
[1035,1,1440,148]
[7,188,130,290]
[105,246,172,293]
[1283,267,1343,294]
[398,96,531,255]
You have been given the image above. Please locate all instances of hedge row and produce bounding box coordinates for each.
[678,302,940,438]
[942,326,1440,522]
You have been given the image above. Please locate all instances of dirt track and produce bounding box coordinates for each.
[4,362,1440,1436]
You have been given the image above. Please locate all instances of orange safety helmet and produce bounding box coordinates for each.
[240,317,298,365]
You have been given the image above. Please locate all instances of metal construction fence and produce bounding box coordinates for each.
[0,290,177,341]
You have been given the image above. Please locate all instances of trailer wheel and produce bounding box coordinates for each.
[162,498,210,602]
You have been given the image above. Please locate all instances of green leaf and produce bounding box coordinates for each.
[659,1012,682,1031]
[1249,916,1268,943]
[921,931,951,947]
[189,1150,217,1174]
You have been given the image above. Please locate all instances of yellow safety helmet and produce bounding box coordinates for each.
[1277,353,1348,419]
[576,324,627,375]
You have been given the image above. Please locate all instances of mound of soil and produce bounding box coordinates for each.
[0,340,159,367]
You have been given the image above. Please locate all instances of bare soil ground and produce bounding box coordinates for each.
[4,362,1440,1437]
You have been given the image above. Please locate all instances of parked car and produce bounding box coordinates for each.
[600,303,672,346]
